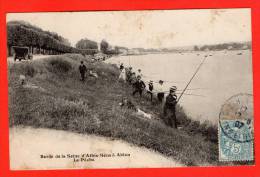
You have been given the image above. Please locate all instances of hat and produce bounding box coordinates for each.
[138,69,141,72]
[129,67,132,69]
[170,86,177,92]
[149,80,153,84]
[159,80,164,83]
[137,75,141,79]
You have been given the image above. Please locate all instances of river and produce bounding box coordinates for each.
[107,50,253,124]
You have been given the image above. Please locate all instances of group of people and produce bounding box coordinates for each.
[119,63,178,129]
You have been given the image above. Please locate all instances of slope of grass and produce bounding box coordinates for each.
[9,54,222,166]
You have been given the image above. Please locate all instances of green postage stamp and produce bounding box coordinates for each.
[219,93,254,161]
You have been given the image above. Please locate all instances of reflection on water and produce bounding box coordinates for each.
[107,50,253,124]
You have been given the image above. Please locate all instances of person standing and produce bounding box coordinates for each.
[133,75,146,97]
[163,86,178,128]
[147,80,154,101]
[157,80,165,103]
[126,67,133,83]
[119,68,126,82]
[137,69,143,78]
[120,63,124,71]
[79,61,87,81]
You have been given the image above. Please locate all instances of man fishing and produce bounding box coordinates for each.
[133,75,146,98]
[79,61,87,82]
[157,80,165,103]
[119,63,124,71]
[137,69,143,78]
[164,86,178,128]
[147,80,154,101]
[126,67,133,83]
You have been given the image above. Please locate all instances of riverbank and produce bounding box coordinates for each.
[9,53,220,167]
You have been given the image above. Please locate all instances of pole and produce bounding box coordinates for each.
[177,56,207,103]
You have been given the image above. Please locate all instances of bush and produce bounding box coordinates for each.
[48,58,72,73]
[24,64,37,77]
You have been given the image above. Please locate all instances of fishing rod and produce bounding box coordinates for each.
[149,90,205,97]
[176,88,208,91]
[176,93,206,97]
[177,56,208,103]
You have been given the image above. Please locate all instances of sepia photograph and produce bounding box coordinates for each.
[7,9,254,169]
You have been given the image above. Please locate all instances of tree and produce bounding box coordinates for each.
[75,38,98,50]
[100,39,109,54]
[194,45,199,51]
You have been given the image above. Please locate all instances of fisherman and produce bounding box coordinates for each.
[133,75,146,97]
[119,63,124,71]
[119,97,152,119]
[137,69,143,78]
[147,80,154,101]
[130,72,137,86]
[118,67,126,82]
[79,61,87,82]
[163,86,178,128]
[157,80,165,103]
[126,67,133,83]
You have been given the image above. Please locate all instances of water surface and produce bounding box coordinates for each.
[107,50,253,124]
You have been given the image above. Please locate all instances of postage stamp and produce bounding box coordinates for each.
[219,93,254,161]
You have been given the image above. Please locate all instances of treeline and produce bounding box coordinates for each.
[7,21,97,56]
[194,42,251,51]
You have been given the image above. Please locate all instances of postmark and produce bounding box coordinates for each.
[219,93,254,161]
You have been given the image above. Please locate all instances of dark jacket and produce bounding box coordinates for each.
[165,94,177,109]
[133,80,146,90]
[148,83,153,91]
[79,64,87,74]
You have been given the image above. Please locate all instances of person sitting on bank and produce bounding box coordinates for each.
[79,61,87,82]
[133,75,146,98]
[147,80,154,101]
[119,97,152,119]
[157,80,165,103]
[163,86,178,128]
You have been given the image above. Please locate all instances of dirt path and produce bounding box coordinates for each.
[9,127,184,170]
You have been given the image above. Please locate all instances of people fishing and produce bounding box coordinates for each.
[79,61,87,82]
[164,86,178,128]
[157,80,165,103]
[132,75,146,98]
[147,80,154,101]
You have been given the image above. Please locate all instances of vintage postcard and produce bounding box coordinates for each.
[7,9,254,170]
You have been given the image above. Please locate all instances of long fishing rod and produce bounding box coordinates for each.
[150,90,205,97]
[176,93,206,97]
[177,56,208,103]
[153,92,206,97]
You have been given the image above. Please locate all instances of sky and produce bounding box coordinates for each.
[7,9,251,48]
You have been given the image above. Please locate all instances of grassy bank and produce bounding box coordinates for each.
[9,54,223,166]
